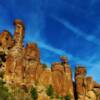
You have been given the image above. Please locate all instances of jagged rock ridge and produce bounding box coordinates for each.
[0,19,100,100]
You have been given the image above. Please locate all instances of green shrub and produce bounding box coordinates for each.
[58,96,63,100]
[30,87,38,100]
[0,79,13,100]
[46,85,54,98]
[12,88,31,100]
[0,70,4,78]
[64,94,72,100]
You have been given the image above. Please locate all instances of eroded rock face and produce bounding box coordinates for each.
[86,91,96,100]
[76,76,86,95]
[75,66,87,80]
[5,42,25,85]
[51,61,74,99]
[93,88,100,100]
[4,20,25,86]
[38,69,52,87]
[52,63,67,95]
[4,20,43,88]
[14,19,25,47]
[86,77,94,91]
[0,30,14,49]
[51,62,64,73]
[24,43,42,87]
[75,66,100,100]
[25,43,40,62]
[0,30,14,80]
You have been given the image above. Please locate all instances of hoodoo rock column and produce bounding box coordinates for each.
[4,19,25,86]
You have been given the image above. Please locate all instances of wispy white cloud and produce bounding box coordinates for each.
[52,16,100,46]
[38,42,72,59]
[31,37,93,67]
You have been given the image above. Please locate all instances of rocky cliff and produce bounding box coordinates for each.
[0,19,100,100]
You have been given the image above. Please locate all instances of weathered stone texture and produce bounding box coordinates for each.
[0,19,100,100]
[0,30,14,49]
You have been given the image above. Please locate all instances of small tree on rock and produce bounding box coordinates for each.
[30,87,38,100]
[46,85,54,98]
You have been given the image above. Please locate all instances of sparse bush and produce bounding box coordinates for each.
[12,87,31,100]
[30,87,38,100]
[46,85,54,98]
[58,96,63,100]
[64,94,72,100]
[42,64,48,69]
[0,79,13,100]
[0,69,4,78]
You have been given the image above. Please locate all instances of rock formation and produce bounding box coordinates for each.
[75,66,100,100]
[0,19,100,100]
[51,57,74,99]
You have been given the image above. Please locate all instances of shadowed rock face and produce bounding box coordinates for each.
[0,30,14,49]
[0,19,100,100]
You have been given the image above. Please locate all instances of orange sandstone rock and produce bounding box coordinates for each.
[0,30,14,49]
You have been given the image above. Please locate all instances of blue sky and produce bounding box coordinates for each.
[0,0,100,83]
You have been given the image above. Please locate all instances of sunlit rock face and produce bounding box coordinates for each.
[86,77,94,91]
[0,19,100,100]
[4,20,43,87]
[51,62,66,96]
[38,69,52,86]
[13,19,25,48]
[24,43,43,86]
[75,66,100,100]
[51,58,74,99]
[0,30,14,50]
[0,30,14,80]
[25,43,40,62]
[4,20,25,85]
[75,66,87,96]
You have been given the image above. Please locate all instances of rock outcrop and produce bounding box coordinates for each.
[75,66,100,100]
[51,57,74,99]
[0,30,14,50]
[0,19,100,100]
